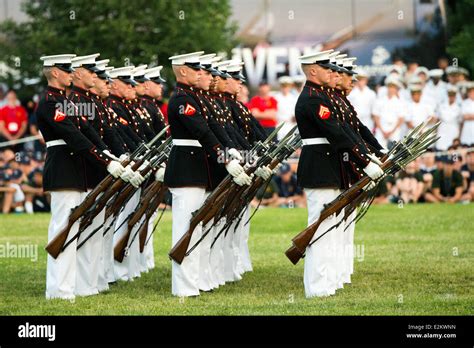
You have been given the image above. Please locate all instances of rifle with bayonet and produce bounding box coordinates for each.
[113,148,170,262]
[186,130,302,257]
[207,133,302,248]
[285,121,440,265]
[167,124,285,264]
[45,128,167,259]
[79,135,171,231]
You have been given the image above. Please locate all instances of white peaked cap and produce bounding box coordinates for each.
[328,51,340,63]
[199,53,217,65]
[278,76,293,84]
[144,66,163,77]
[132,65,148,76]
[415,66,429,76]
[335,54,347,66]
[226,62,244,73]
[385,74,403,89]
[145,66,166,83]
[355,68,369,77]
[211,56,223,68]
[169,51,204,65]
[428,69,443,78]
[40,54,76,66]
[342,57,357,69]
[408,84,423,92]
[109,66,135,78]
[95,59,110,71]
[71,53,100,68]
[298,49,334,64]
[447,85,458,93]
[389,65,404,74]
[215,60,236,69]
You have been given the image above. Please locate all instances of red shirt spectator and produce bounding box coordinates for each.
[0,90,28,140]
[248,81,278,129]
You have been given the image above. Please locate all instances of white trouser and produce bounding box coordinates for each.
[209,218,226,287]
[170,187,206,297]
[233,217,244,276]
[239,205,253,273]
[343,210,357,283]
[46,191,84,300]
[135,215,148,274]
[113,189,141,281]
[102,215,115,284]
[144,209,157,270]
[198,192,214,291]
[75,202,104,296]
[304,188,342,298]
[223,220,242,282]
[334,206,345,290]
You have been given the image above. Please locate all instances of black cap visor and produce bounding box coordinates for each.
[118,76,138,86]
[134,75,150,83]
[83,64,101,73]
[185,62,204,70]
[54,63,74,73]
[150,76,166,84]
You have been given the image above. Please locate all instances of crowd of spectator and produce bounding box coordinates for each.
[1,55,473,214]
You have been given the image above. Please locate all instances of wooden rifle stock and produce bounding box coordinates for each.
[168,176,233,264]
[139,184,167,252]
[112,163,160,262]
[79,156,147,232]
[285,155,393,264]
[45,173,119,259]
[106,184,136,220]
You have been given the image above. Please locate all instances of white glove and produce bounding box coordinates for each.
[120,164,135,182]
[225,159,244,177]
[155,165,166,182]
[380,148,388,154]
[228,148,243,161]
[367,153,383,166]
[107,160,125,178]
[137,160,150,172]
[233,172,252,186]
[130,171,145,188]
[363,181,377,191]
[119,153,128,162]
[103,150,120,161]
[255,165,272,180]
[363,162,384,180]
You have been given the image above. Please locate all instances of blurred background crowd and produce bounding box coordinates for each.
[1,54,473,214]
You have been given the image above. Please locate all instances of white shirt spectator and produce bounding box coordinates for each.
[406,99,434,129]
[423,79,448,106]
[273,91,297,140]
[377,85,411,102]
[348,85,376,131]
[460,97,474,145]
[436,101,462,150]
[372,95,406,148]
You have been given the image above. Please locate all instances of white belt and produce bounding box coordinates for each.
[172,139,202,147]
[302,137,330,146]
[46,139,67,148]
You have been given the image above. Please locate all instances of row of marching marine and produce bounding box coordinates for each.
[38,51,276,300]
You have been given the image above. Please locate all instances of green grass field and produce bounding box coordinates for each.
[0,204,472,315]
